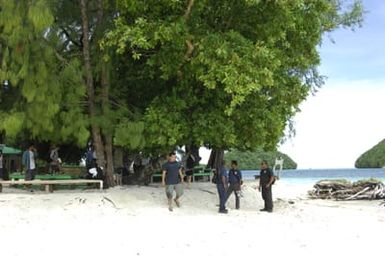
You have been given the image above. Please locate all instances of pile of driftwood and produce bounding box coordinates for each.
[308,179,385,200]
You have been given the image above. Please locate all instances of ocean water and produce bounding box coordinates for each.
[241,168,385,184]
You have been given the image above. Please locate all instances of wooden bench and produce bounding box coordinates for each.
[0,179,103,193]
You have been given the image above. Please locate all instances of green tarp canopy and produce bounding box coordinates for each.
[0,145,22,155]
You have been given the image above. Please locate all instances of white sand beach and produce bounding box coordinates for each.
[0,180,384,256]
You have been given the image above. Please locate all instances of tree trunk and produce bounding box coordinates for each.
[0,130,5,144]
[79,0,106,170]
[104,134,114,186]
[207,149,224,170]
[96,0,114,187]
[101,61,114,186]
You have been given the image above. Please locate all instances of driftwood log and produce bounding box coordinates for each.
[308,179,385,200]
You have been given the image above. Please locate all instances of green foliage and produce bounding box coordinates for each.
[114,121,146,149]
[0,112,25,138]
[28,0,54,31]
[0,0,363,160]
[0,0,88,145]
[355,139,385,168]
[224,149,297,170]
[105,0,363,152]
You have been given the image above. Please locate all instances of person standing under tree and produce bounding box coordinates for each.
[184,150,195,186]
[258,160,275,213]
[22,143,38,191]
[49,144,60,175]
[216,160,229,214]
[226,160,243,210]
[162,152,184,212]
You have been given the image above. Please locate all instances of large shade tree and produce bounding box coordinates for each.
[0,0,363,184]
[104,0,363,169]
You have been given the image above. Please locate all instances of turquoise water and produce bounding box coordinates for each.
[241,168,385,184]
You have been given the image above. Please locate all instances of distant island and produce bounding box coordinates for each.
[355,139,385,168]
[224,149,297,170]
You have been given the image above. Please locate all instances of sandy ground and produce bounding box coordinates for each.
[0,180,384,256]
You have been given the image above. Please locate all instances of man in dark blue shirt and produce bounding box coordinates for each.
[226,160,243,209]
[216,160,228,214]
[258,160,275,212]
[162,152,184,211]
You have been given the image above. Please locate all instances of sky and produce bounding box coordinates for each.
[279,0,385,169]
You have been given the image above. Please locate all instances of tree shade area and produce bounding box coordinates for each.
[355,139,385,168]
[224,148,297,170]
[0,0,363,186]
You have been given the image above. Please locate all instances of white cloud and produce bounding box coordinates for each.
[279,79,385,169]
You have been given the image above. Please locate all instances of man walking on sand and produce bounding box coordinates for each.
[162,152,184,211]
[258,160,275,213]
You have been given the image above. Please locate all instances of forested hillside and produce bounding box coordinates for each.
[224,149,297,170]
[355,139,385,168]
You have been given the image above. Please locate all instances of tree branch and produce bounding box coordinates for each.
[184,39,194,60]
[43,38,68,64]
[60,26,82,48]
[183,0,195,21]
[183,0,196,60]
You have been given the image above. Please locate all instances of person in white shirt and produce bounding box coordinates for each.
[22,143,38,181]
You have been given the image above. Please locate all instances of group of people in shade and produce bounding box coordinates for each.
[22,143,61,181]
[0,143,60,183]
[161,151,275,213]
[2,144,274,212]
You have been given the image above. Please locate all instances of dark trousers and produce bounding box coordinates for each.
[0,168,3,179]
[216,184,227,211]
[226,183,240,209]
[49,162,60,175]
[261,185,273,211]
[25,168,36,181]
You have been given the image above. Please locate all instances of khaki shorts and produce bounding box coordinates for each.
[165,183,184,199]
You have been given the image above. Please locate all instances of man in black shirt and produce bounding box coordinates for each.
[258,160,275,212]
[162,152,184,211]
[226,160,242,210]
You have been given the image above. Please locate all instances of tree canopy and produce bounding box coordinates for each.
[0,0,363,185]
[105,0,363,152]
